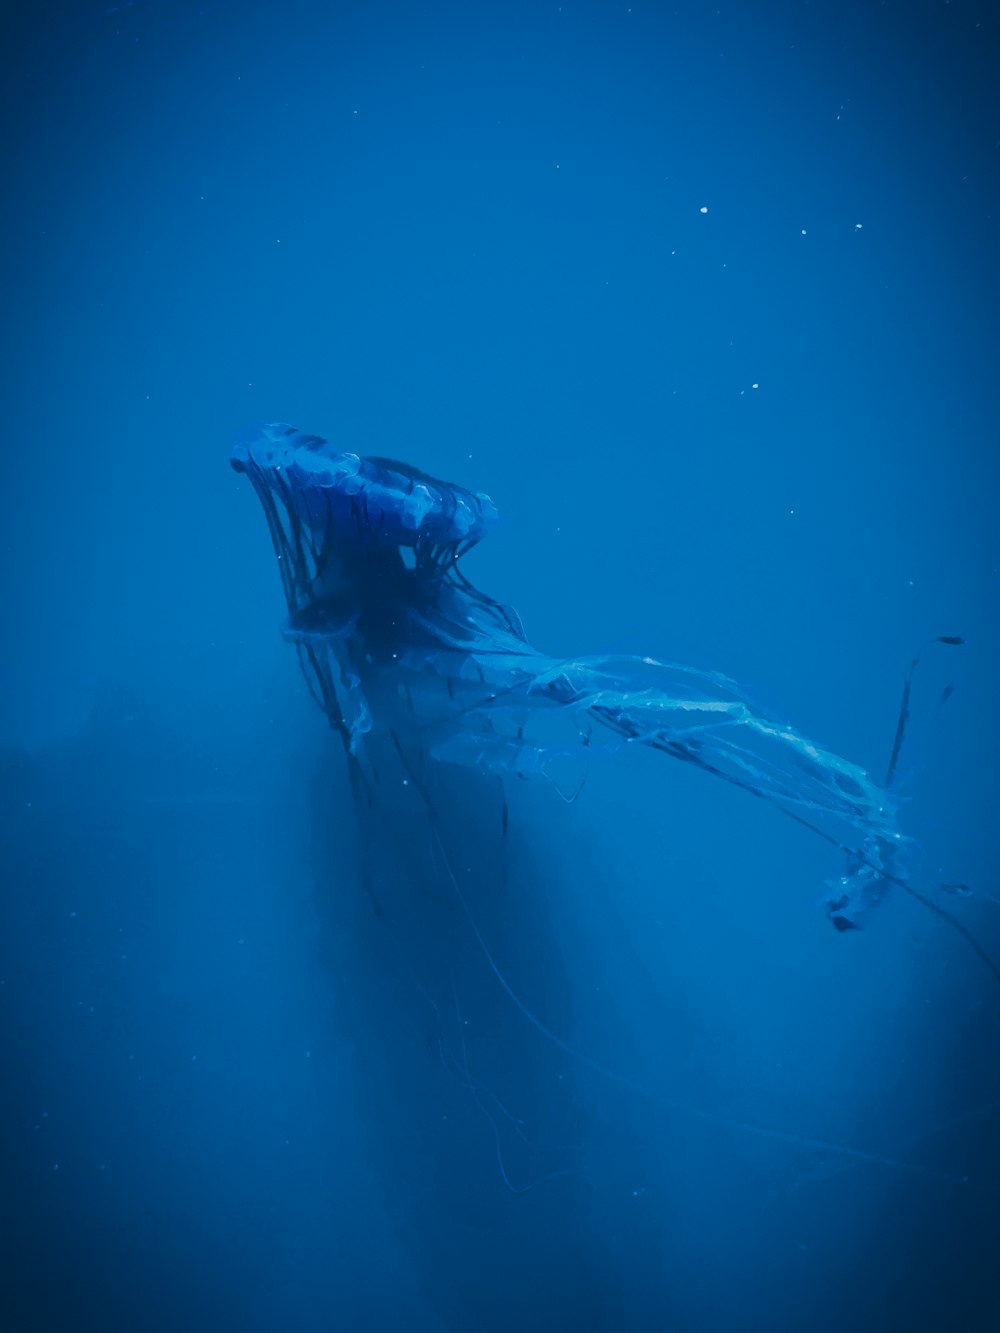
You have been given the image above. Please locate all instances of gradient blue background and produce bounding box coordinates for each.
[2,2,998,1330]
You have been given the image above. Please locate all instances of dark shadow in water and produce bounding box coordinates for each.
[304,723,627,1332]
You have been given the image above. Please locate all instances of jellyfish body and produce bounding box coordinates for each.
[230,421,923,932]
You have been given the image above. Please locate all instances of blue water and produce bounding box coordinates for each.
[2,2,998,1330]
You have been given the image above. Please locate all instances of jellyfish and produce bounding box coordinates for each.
[229,421,974,934]
[231,421,996,1185]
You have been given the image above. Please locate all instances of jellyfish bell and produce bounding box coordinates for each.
[230,422,498,560]
[231,422,515,671]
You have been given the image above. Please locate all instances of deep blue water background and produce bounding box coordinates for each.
[2,2,998,1330]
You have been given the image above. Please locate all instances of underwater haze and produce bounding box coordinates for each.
[2,2,998,1331]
